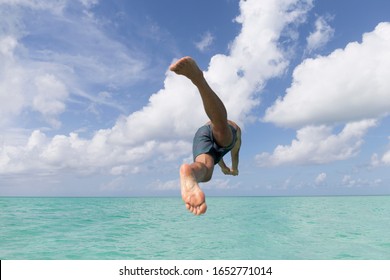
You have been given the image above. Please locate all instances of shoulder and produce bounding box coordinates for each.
[228,120,241,135]
[227,121,242,148]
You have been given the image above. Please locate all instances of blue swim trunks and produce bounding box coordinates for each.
[192,124,237,164]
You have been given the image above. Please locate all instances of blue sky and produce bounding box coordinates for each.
[1,0,390,197]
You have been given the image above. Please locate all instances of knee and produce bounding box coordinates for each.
[203,170,213,182]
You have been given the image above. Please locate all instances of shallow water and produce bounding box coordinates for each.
[1,196,389,259]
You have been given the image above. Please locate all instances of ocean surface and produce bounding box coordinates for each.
[1,196,389,260]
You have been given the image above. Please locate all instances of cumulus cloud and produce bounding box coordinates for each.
[264,22,390,128]
[0,129,191,175]
[257,22,390,166]
[0,0,314,175]
[306,15,334,53]
[256,119,376,166]
[103,0,314,170]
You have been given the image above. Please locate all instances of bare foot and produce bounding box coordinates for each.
[169,56,204,84]
[180,164,207,216]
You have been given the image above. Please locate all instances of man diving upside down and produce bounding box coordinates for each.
[169,57,242,216]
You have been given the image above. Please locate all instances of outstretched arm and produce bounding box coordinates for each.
[230,132,241,176]
[218,125,241,176]
[218,158,232,175]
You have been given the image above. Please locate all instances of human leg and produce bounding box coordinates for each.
[179,154,214,215]
[170,57,233,147]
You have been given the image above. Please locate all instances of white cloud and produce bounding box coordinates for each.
[33,74,69,127]
[79,0,98,9]
[0,36,69,127]
[0,37,24,125]
[371,137,390,167]
[0,0,66,14]
[205,0,312,123]
[195,32,214,52]
[0,129,191,175]
[0,0,314,176]
[306,15,334,53]
[342,174,382,188]
[0,0,148,127]
[100,0,314,146]
[383,151,390,165]
[315,172,327,185]
[264,22,390,128]
[256,119,376,166]
[0,36,17,56]
[259,22,390,167]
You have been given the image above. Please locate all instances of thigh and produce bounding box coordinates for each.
[211,123,233,148]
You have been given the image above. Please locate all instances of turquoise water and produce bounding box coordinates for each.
[1,196,389,259]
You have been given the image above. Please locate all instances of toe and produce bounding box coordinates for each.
[198,204,206,215]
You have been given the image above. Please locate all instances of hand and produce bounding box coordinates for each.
[221,166,239,176]
[230,169,239,176]
[221,166,232,175]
